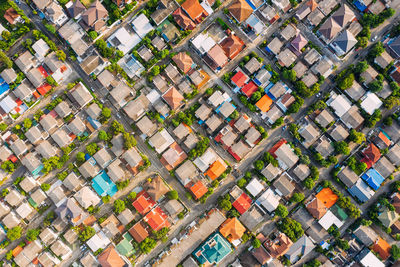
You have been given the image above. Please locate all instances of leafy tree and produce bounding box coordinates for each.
[237,178,247,188]
[356,36,368,48]
[271,117,284,129]
[56,50,66,61]
[303,177,315,190]
[275,204,288,218]
[369,42,385,58]
[349,129,365,144]
[23,118,32,130]
[300,155,311,165]
[337,73,354,90]
[128,191,137,200]
[101,107,112,120]
[290,193,305,203]
[287,97,304,114]
[383,116,393,126]
[7,226,22,241]
[140,238,156,254]
[98,130,110,141]
[334,141,350,155]
[251,91,262,102]
[392,244,400,260]
[0,50,12,68]
[40,183,50,191]
[123,132,137,149]
[0,122,7,132]
[79,226,96,242]
[336,239,349,250]
[1,161,15,174]
[282,69,297,82]
[384,96,400,109]
[26,229,40,241]
[88,31,98,40]
[354,60,368,74]
[368,80,383,92]
[113,199,126,214]
[45,23,56,34]
[111,120,124,135]
[252,239,261,248]
[277,217,304,242]
[86,143,98,156]
[76,152,86,164]
[46,75,58,86]
[167,190,179,200]
[253,160,264,171]
[218,198,232,211]
[229,110,239,120]
[361,219,372,226]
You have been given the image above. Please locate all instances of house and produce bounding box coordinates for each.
[372,237,391,260]
[80,253,98,267]
[143,206,170,231]
[267,37,283,55]
[259,4,279,24]
[332,4,355,27]
[256,188,281,213]
[55,198,87,226]
[123,94,150,121]
[162,87,184,110]
[51,240,72,260]
[375,51,393,69]
[252,246,272,265]
[346,81,365,101]
[315,137,334,158]
[378,207,399,228]
[307,8,324,26]
[358,249,385,267]
[329,125,348,142]
[354,225,378,246]
[293,164,310,181]
[189,69,210,89]
[302,72,318,87]
[78,160,100,179]
[269,140,299,170]
[312,56,334,78]
[150,0,179,25]
[239,205,264,232]
[349,178,375,203]
[306,198,327,219]
[387,144,400,166]
[291,33,308,52]
[145,176,169,202]
[93,148,113,169]
[4,7,23,24]
[181,0,208,23]
[298,120,320,148]
[107,159,125,182]
[117,209,134,226]
[229,140,251,161]
[121,147,143,174]
[256,94,273,113]
[173,8,196,31]
[204,45,229,71]
[119,54,144,78]
[97,246,125,267]
[360,92,382,115]
[81,0,108,31]
[341,105,364,129]
[10,138,27,157]
[1,68,17,84]
[315,110,334,128]
[331,30,357,56]
[228,0,253,23]
[280,23,298,41]
[74,186,100,209]
[21,153,42,175]
[15,202,34,219]
[295,0,318,20]
[285,235,315,263]
[14,240,43,267]
[86,103,102,120]
[304,48,322,66]
[2,211,19,229]
[337,166,358,188]
[219,217,246,246]
[362,143,381,168]
[272,173,295,197]
[205,159,227,181]
[68,117,86,136]
[220,34,245,60]
[36,140,57,159]
[361,66,378,84]
[148,129,175,154]
[374,157,395,178]
[109,82,132,108]
[244,57,262,75]
[15,51,36,73]
[54,102,72,119]
[277,48,297,67]
[164,199,184,218]
[205,114,223,132]
[192,232,232,265]
[45,2,68,26]
[189,180,208,200]
[14,80,34,100]
[39,228,58,246]
[63,172,81,192]
[110,134,125,157]
[173,52,194,74]
[138,46,153,61]
[129,221,149,243]
[175,160,197,186]
[361,168,385,190]
[97,69,116,89]
[51,128,73,148]
[264,233,293,258]
[261,163,281,181]
[70,82,93,108]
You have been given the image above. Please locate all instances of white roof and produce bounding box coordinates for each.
[360,92,382,115]
[0,24,5,34]
[107,27,141,54]
[15,203,33,219]
[318,210,344,230]
[328,94,351,118]
[193,148,218,172]
[32,39,50,59]
[246,178,265,197]
[246,14,265,35]
[256,188,280,213]
[191,33,216,54]
[146,89,161,104]
[360,250,385,267]
[86,231,110,252]
[0,95,17,113]
[131,13,154,38]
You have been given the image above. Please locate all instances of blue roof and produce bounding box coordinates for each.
[348,179,373,203]
[353,0,367,11]
[361,168,385,190]
[92,171,118,197]
[192,233,232,264]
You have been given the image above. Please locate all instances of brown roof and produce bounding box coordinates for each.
[162,87,184,110]
[220,34,245,59]
[173,8,196,31]
[70,0,86,17]
[393,193,400,214]
[181,0,208,23]
[172,52,193,74]
[265,233,293,258]
[228,0,253,23]
[97,245,125,267]
[319,17,341,40]
[206,44,228,68]
[145,176,169,202]
[129,221,149,243]
[4,8,20,24]
[306,198,327,219]
[82,0,107,28]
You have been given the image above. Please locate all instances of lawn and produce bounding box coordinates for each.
[81,0,95,8]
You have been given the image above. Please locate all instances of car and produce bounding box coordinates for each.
[372,36,378,41]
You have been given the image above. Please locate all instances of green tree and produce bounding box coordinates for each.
[361,219,372,226]
[111,120,124,135]
[79,226,96,242]
[40,183,51,191]
[349,129,365,144]
[86,143,98,156]
[252,238,261,248]
[46,75,58,86]
[88,31,98,40]
[167,190,179,200]
[253,160,264,171]
[140,238,156,254]
[334,141,350,155]
[1,161,15,174]
[237,178,247,188]
[229,110,239,120]
[336,239,349,250]
[303,177,315,190]
[26,229,40,241]
[383,116,393,126]
[113,199,126,214]
[45,23,56,34]
[337,73,354,90]
[275,204,288,218]
[101,107,112,120]
[354,60,368,74]
[392,244,400,260]
[123,132,137,149]
[282,69,297,82]
[0,50,12,68]
[98,130,110,141]
[277,217,304,242]
[56,50,66,61]
[384,96,400,109]
[128,191,137,200]
[290,192,305,203]
[356,36,368,48]
[218,198,232,211]
[369,42,385,58]
[250,91,262,102]
[76,152,86,164]
[7,226,22,241]
[23,118,32,130]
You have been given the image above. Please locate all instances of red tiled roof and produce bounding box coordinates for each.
[232,192,252,214]
[220,34,245,59]
[97,245,125,267]
[241,81,258,97]
[143,206,170,231]
[173,8,196,31]
[129,221,149,243]
[363,143,381,166]
[231,71,247,88]
[37,84,52,96]
[378,132,391,147]
[181,0,208,23]
[190,181,208,199]
[132,191,156,215]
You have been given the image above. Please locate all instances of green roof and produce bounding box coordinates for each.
[331,204,348,221]
[192,233,232,265]
[116,238,134,257]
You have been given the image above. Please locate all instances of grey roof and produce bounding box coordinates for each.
[338,166,358,187]
[1,68,17,84]
[117,209,134,225]
[261,163,281,181]
[175,160,197,185]
[68,117,86,136]
[353,225,378,246]
[329,124,349,142]
[19,176,37,193]
[86,103,102,119]
[285,235,315,263]
[332,4,355,27]
[15,51,35,73]
[71,83,93,108]
[51,129,71,148]
[74,186,100,209]
[63,172,81,191]
[26,68,45,88]
[13,82,33,100]
[195,103,212,121]
[164,199,184,216]
[49,186,66,206]
[244,57,262,74]
[21,153,41,174]
[234,115,251,133]
[93,148,113,169]
[39,228,58,245]
[36,140,57,159]
[136,116,157,136]
[44,51,63,73]
[40,115,58,133]
[245,127,261,146]
[109,82,132,107]
[0,146,11,162]
[123,94,150,121]
[315,137,334,158]
[78,160,100,178]
[97,69,115,88]
[205,114,222,132]
[275,143,299,170]
[299,121,320,148]
[341,106,364,129]
[269,82,286,100]
[107,159,125,182]
[173,123,190,140]
[111,133,124,157]
[273,173,295,196]
[387,144,400,166]
[54,101,72,118]
[219,102,235,118]
[5,189,23,207]
[10,139,27,156]
[121,147,142,168]
[293,164,310,181]
[55,198,85,224]
[239,206,264,232]
[315,110,334,128]
[30,189,47,206]
[333,30,357,53]
[14,240,43,267]
[346,81,365,101]
[304,48,321,66]
[374,157,395,178]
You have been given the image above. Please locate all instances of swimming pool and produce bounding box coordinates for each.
[0,76,10,96]
[92,171,118,197]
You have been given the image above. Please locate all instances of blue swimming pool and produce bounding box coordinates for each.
[0,77,10,96]
[92,171,118,197]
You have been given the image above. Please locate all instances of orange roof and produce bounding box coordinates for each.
[205,160,227,181]
[306,198,327,219]
[315,188,338,209]
[173,52,193,74]
[129,221,149,243]
[372,237,391,260]
[143,206,171,231]
[190,181,208,199]
[219,217,246,242]
[12,246,23,257]
[132,191,156,215]
[181,0,208,23]
[378,132,391,147]
[163,87,184,110]
[256,95,273,112]
[228,0,253,22]
[97,245,125,267]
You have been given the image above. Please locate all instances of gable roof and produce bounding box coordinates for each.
[172,52,193,74]
[232,192,252,214]
[190,180,208,199]
[97,245,125,267]
[129,221,149,243]
[132,191,156,215]
[220,34,245,59]
[228,0,253,23]
[181,0,208,22]
[145,176,169,202]
[332,4,355,27]
[319,17,341,40]
[372,237,391,260]
[172,8,196,31]
[82,0,107,29]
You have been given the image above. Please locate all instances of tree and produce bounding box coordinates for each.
[151,66,160,76]
[26,229,40,241]
[277,217,304,242]
[79,226,96,242]
[167,190,179,200]
[113,199,126,214]
[251,91,261,102]
[275,204,288,218]
[218,198,232,211]
[111,120,124,135]
[123,132,137,149]
[101,107,112,120]
[253,160,264,171]
[356,36,368,48]
[23,118,32,130]
[55,50,66,61]
[368,80,383,92]
[76,152,86,164]
[128,191,137,200]
[282,69,297,82]
[229,110,239,120]
[252,239,261,248]
[334,141,350,155]
[86,143,98,156]
[45,23,56,34]
[384,96,400,109]
[287,97,304,114]
[369,42,385,58]
[336,239,349,250]
[0,122,7,132]
[303,177,315,190]
[237,178,247,188]
[140,238,156,254]
[46,75,58,86]
[337,73,354,90]
[383,116,393,126]
[7,226,22,241]
[98,130,109,141]
[354,60,368,74]
[0,51,12,68]
[392,244,400,260]
[361,219,372,226]
[88,30,98,40]
[290,192,305,203]
[40,183,50,191]
[1,160,15,174]
[349,129,365,144]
